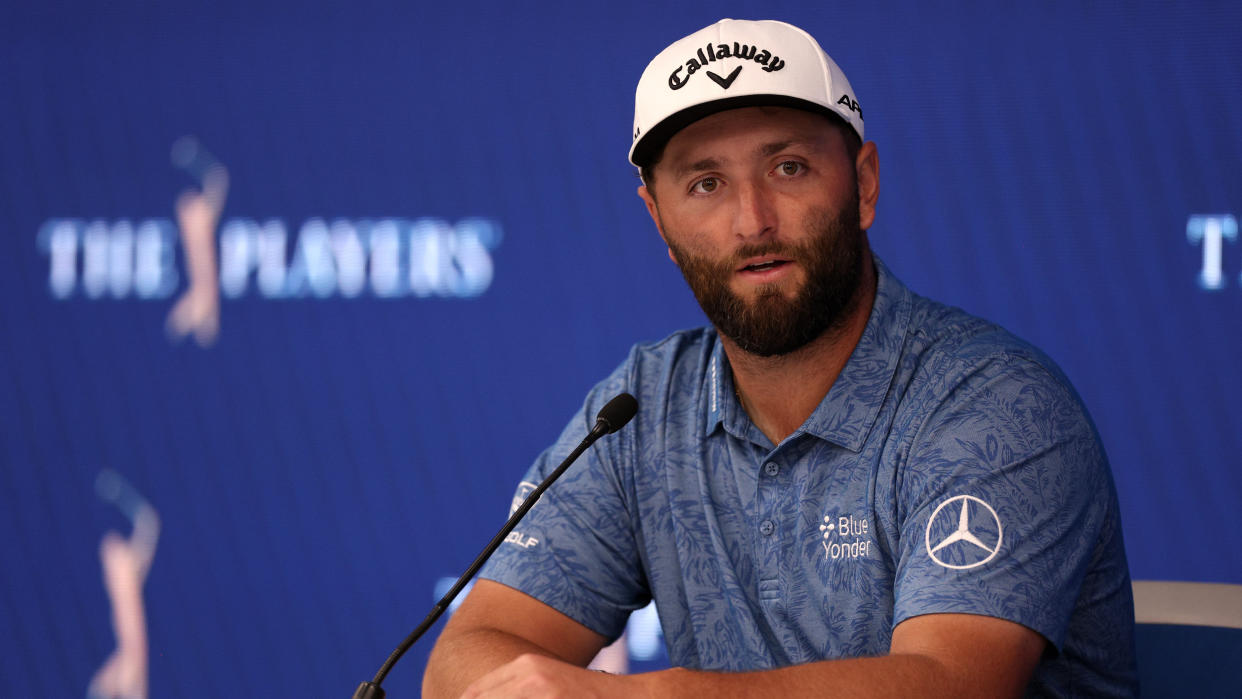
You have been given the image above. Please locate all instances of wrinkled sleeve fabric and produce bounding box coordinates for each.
[478,361,648,641]
[891,352,1113,651]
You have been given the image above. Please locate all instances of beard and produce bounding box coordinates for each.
[666,195,867,358]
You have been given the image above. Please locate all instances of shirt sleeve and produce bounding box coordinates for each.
[892,353,1114,650]
[478,368,649,641]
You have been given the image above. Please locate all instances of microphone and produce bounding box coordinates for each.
[352,392,638,699]
[589,391,639,437]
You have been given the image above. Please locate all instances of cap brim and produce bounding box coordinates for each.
[629,94,846,168]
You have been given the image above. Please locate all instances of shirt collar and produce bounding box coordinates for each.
[704,339,734,436]
[702,254,911,452]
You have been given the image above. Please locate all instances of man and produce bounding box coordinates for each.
[424,19,1136,698]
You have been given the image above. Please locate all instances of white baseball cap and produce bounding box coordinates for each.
[629,19,864,168]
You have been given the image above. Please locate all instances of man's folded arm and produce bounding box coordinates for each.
[422,579,611,698]
[632,612,1044,699]
[425,579,1046,699]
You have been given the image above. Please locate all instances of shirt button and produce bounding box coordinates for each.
[764,462,779,477]
[759,520,775,536]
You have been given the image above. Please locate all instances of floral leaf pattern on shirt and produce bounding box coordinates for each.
[480,256,1137,696]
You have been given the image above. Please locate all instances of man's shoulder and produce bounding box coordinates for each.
[882,290,1108,492]
[628,325,716,355]
[885,289,1102,465]
[580,326,718,424]
[902,290,1073,396]
[619,325,718,381]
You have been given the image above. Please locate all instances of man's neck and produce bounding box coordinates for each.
[723,256,877,446]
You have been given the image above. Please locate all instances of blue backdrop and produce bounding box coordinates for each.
[1,1,1239,696]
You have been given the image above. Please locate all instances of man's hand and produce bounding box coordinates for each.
[461,653,631,699]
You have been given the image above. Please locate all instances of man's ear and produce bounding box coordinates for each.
[637,184,679,265]
[855,141,880,231]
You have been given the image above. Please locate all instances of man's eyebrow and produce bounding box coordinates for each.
[672,138,821,179]
[673,157,723,180]
[757,139,812,158]
[675,139,819,176]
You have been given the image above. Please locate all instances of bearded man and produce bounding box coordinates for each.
[424,19,1137,698]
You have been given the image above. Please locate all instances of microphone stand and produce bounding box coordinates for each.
[352,393,637,698]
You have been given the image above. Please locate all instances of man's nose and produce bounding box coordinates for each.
[733,178,778,240]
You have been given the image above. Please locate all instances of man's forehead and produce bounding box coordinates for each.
[659,106,842,173]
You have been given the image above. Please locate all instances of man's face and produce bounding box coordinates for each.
[639,107,874,357]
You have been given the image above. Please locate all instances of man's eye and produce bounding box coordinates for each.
[777,161,804,176]
[691,177,720,194]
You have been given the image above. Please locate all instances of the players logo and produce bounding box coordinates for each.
[166,137,228,347]
[924,495,1003,570]
[1187,214,1239,290]
[36,136,503,347]
[90,470,160,699]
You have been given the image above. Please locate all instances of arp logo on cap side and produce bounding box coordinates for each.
[837,94,862,119]
[667,41,787,91]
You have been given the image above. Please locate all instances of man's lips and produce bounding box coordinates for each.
[737,257,794,275]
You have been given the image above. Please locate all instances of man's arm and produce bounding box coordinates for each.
[426,579,1045,699]
[422,579,611,698]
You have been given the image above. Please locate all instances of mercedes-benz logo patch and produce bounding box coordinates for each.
[924,494,1003,570]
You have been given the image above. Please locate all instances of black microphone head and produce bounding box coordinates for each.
[594,392,638,435]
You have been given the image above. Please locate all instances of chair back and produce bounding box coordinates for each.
[1132,580,1242,698]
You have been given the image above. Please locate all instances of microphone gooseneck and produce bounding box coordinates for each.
[352,392,638,699]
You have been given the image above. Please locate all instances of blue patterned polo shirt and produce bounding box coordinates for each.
[480,256,1137,696]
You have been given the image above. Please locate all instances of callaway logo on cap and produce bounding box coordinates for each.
[629,19,864,167]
